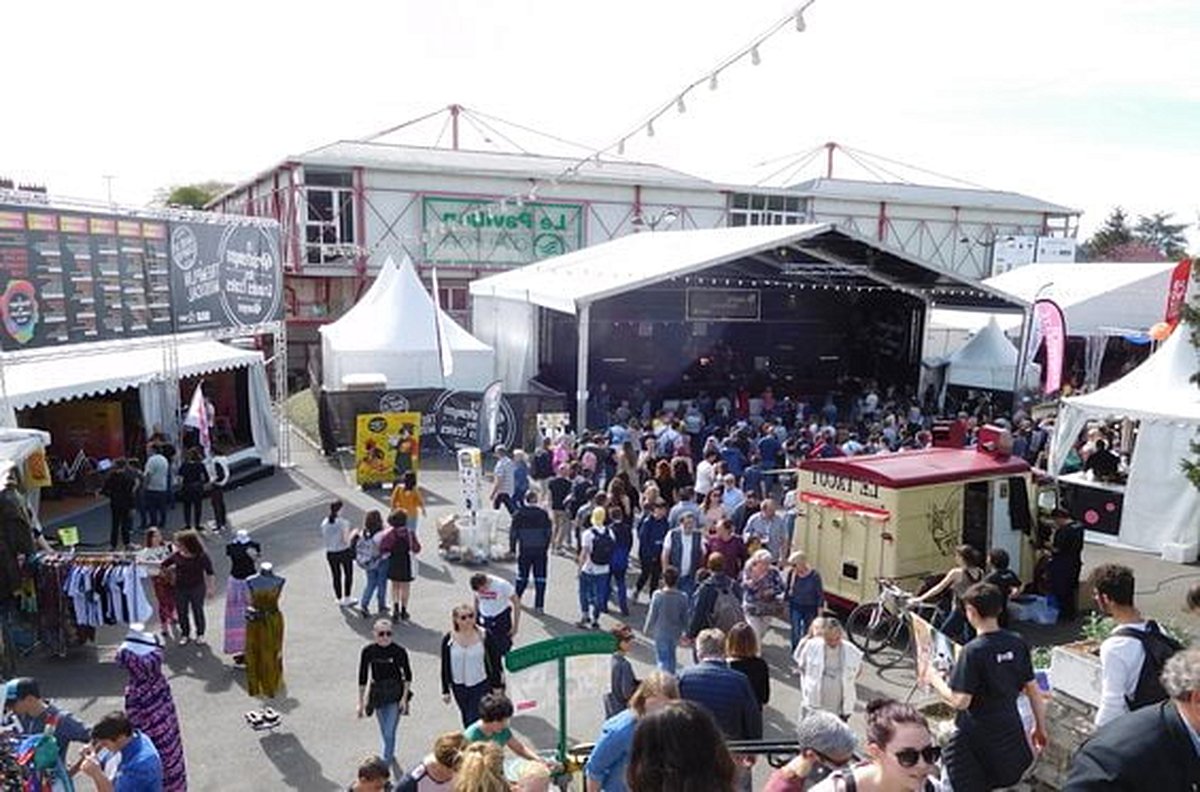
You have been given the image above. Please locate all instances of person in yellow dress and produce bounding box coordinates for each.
[389,471,426,535]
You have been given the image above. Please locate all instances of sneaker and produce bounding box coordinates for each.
[180,636,191,645]
[575,619,591,629]
[535,606,545,615]
[590,620,600,631]
[194,636,206,646]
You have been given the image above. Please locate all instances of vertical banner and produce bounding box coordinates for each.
[183,382,211,457]
[355,412,421,487]
[431,266,454,380]
[1164,258,1192,329]
[1033,299,1066,394]
[456,447,483,516]
[478,380,504,451]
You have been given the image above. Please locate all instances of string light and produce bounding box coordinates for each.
[795,6,807,31]
[676,95,687,114]
[646,119,655,138]
[617,139,626,155]
[709,72,720,91]
[751,46,761,65]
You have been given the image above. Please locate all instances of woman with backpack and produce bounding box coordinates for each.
[356,510,389,618]
[687,553,743,641]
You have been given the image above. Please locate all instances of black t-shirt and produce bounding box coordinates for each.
[547,476,572,510]
[226,541,262,580]
[358,642,413,687]
[984,569,1022,607]
[949,629,1033,735]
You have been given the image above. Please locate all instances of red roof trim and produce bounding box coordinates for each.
[800,492,891,520]
[800,448,1029,489]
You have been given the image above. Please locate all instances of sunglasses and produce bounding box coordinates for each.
[892,745,940,768]
[376,631,393,637]
[456,613,476,620]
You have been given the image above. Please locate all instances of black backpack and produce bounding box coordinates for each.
[589,528,615,566]
[1114,621,1184,711]
[532,449,553,480]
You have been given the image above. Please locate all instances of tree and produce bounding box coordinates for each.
[1133,212,1189,260]
[1080,207,1133,261]
[155,181,233,209]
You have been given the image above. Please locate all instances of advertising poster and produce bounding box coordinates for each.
[422,197,584,266]
[912,612,959,686]
[536,412,570,443]
[169,221,283,332]
[355,412,421,487]
[456,447,482,516]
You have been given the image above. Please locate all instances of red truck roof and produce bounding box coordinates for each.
[800,447,1029,489]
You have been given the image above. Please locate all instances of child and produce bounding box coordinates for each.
[643,566,690,674]
[138,527,177,638]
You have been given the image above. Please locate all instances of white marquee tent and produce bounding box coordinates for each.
[942,317,1022,391]
[320,256,495,391]
[1048,327,1200,556]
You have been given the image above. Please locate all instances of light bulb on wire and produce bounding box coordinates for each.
[617,139,625,155]
[676,95,687,114]
[795,7,806,31]
[751,46,761,65]
[709,72,719,91]
[646,119,655,137]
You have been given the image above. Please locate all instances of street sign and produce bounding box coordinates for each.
[506,632,616,673]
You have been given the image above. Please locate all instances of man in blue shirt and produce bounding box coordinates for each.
[4,677,91,770]
[678,629,762,742]
[585,671,680,791]
[80,710,162,792]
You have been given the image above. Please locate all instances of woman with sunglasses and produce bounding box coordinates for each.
[357,618,413,768]
[811,699,940,792]
[440,604,503,728]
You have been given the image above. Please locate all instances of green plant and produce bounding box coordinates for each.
[1031,646,1053,670]
[1079,612,1116,643]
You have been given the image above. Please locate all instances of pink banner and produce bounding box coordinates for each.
[1164,258,1192,328]
[1034,299,1066,394]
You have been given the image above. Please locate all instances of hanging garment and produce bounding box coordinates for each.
[117,646,187,792]
[224,578,250,655]
[244,585,284,698]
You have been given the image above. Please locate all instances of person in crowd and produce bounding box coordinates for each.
[585,672,681,792]
[452,741,507,792]
[606,477,635,528]
[577,507,614,630]
[1091,562,1182,726]
[463,692,553,768]
[661,512,706,601]
[441,604,504,728]
[706,518,747,578]
[785,550,824,650]
[160,529,215,645]
[79,710,162,792]
[921,583,1047,792]
[511,491,552,613]
[632,500,668,603]
[490,445,516,515]
[726,621,770,707]
[1064,649,1200,790]
[810,699,940,792]
[643,566,690,674]
[794,617,863,722]
[626,700,737,792]
[607,505,633,616]
[4,677,92,776]
[390,471,427,538]
[720,473,745,512]
[469,572,521,659]
[142,443,171,530]
[573,491,606,557]
[547,463,574,554]
[701,487,728,532]
[357,618,413,767]
[380,510,418,623]
[667,486,702,530]
[604,624,639,718]
[352,754,394,792]
[688,553,742,640]
[744,499,788,560]
[982,547,1021,628]
[530,438,554,504]
[1048,507,1085,621]
[395,732,466,791]
[741,453,765,501]
[101,457,137,550]
[741,548,786,641]
[357,510,391,617]
[728,489,761,537]
[652,460,676,507]
[763,709,857,792]
[1082,437,1121,480]
[678,628,763,746]
[910,544,984,644]
[321,499,355,606]
[137,527,177,638]
[178,447,210,532]
[511,449,531,520]
[695,450,719,500]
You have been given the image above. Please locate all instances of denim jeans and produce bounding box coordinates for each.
[609,564,629,613]
[581,572,610,621]
[515,552,548,609]
[654,636,678,674]
[360,565,388,613]
[789,604,819,650]
[374,701,400,764]
[145,489,169,531]
[451,680,490,728]
[678,574,696,602]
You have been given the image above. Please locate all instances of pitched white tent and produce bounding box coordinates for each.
[320,256,495,391]
[1048,327,1200,556]
[943,317,1021,391]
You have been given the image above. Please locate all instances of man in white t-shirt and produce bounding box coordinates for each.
[1093,563,1150,726]
[470,572,520,658]
[576,507,613,630]
[694,451,719,499]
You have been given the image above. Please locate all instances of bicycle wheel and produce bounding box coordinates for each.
[845,602,898,656]
[871,615,914,669]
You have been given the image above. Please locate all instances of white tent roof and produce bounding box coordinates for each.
[984,261,1178,336]
[0,428,50,470]
[320,256,495,390]
[4,336,263,410]
[943,318,1020,390]
[1062,326,1200,422]
[469,224,1020,316]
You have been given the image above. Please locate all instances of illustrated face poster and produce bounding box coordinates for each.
[355,412,421,487]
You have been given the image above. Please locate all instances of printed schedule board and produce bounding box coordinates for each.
[0,203,282,351]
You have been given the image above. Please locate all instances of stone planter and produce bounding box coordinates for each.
[1049,641,1101,708]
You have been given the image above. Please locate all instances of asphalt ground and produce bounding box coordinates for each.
[17,433,1200,790]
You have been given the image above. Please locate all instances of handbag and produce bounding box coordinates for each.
[365,677,406,716]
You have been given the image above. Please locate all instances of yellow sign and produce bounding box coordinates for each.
[24,449,51,488]
[355,412,421,487]
[57,526,79,547]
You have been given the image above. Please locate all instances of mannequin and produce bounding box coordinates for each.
[245,562,286,700]
[224,530,262,664]
[116,623,187,791]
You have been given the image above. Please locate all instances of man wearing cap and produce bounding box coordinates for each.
[763,709,857,791]
[4,677,91,767]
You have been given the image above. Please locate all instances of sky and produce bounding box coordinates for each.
[3,0,1198,245]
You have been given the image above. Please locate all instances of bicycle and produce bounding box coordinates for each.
[845,578,939,669]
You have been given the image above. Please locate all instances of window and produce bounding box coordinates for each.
[728,193,807,228]
[305,170,356,266]
[437,283,471,330]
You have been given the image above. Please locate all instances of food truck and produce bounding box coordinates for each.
[796,427,1037,609]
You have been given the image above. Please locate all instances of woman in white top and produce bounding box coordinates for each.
[440,603,503,728]
[320,500,354,605]
[794,616,863,721]
[137,527,177,638]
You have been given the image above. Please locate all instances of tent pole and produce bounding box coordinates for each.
[576,304,590,434]
[1014,306,1033,396]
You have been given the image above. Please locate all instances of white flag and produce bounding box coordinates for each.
[432,267,454,380]
[184,382,211,457]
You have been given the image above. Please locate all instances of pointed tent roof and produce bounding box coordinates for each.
[943,317,1020,390]
[1064,326,1200,422]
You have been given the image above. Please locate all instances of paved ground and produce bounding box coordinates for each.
[19,434,1200,790]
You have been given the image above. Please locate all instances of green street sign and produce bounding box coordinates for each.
[505,633,616,673]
